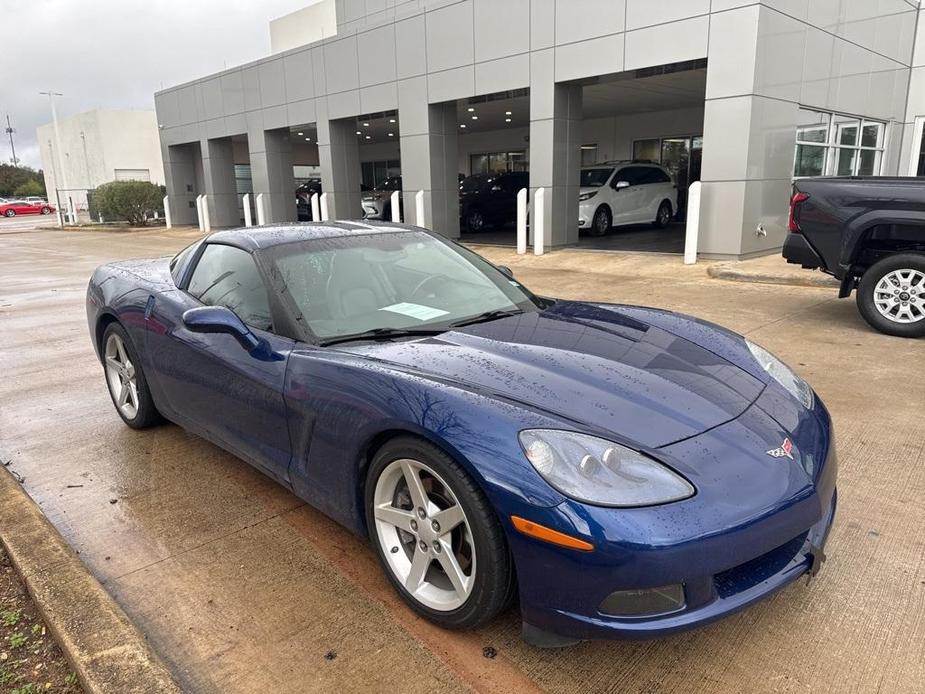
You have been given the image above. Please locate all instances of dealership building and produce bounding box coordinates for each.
[155,0,924,258]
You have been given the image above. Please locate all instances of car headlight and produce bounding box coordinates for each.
[745,339,814,409]
[518,430,695,507]
[579,191,597,202]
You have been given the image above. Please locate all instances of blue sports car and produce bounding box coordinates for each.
[86,222,836,646]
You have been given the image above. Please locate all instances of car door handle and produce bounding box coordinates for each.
[144,295,156,320]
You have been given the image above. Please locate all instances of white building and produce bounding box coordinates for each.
[38,109,165,213]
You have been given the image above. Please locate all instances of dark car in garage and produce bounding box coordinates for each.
[459,171,529,232]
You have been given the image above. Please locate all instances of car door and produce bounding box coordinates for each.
[610,167,646,226]
[146,243,295,482]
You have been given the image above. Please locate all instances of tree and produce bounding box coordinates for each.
[0,164,45,197]
[14,179,44,197]
[92,180,164,226]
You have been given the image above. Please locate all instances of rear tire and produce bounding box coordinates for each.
[366,436,515,630]
[653,201,672,228]
[856,254,925,338]
[101,323,163,428]
[4,209,15,217]
[590,206,611,237]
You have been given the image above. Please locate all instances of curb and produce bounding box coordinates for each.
[0,467,182,694]
[707,264,839,289]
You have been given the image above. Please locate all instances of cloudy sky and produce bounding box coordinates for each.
[1,0,312,169]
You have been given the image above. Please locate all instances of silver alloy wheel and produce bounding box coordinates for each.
[594,209,609,234]
[658,204,671,226]
[104,333,139,419]
[468,210,484,231]
[873,268,925,324]
[373,458,476,612]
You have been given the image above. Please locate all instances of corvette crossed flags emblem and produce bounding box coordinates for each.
[766,437,795,460]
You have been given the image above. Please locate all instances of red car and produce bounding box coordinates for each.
[1,199,55,217]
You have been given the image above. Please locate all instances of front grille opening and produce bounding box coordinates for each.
[714,532,808,599]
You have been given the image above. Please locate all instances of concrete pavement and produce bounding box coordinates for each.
[1,227,923,693]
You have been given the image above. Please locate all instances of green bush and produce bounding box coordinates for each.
[13,180,44,197]
[93,180,164,226]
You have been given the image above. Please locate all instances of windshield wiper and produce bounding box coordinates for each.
[320,327,447,347]
[450,308,523,328]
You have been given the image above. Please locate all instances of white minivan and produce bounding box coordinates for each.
[578,161,677,236]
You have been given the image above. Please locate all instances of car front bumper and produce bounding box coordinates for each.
[507,392,838,645]
[517,487,836,645]
[577,199,596,228]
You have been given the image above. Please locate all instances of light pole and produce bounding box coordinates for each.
[40,91,71,223]
[4,115,18,166]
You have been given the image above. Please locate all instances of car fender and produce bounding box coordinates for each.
[283,349,569,536]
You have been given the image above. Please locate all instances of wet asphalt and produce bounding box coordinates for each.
[1,227,923,693]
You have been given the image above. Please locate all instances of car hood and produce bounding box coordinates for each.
[340,301,764,448]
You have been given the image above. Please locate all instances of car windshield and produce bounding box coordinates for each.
[580,168,614,187]
[460,174,489,192]
[263,231,540,341]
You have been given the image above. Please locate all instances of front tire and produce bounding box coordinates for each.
[856,254,925,338]
[590,206,611,237]
[40,207,51,215]
[466,208,486,232]
[101,323,162,428]
[653,201,672,228]
[366,436,514,629]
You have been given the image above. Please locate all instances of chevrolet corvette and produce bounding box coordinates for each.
[86,222,836,646]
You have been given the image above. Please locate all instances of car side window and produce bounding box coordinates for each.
[186,244,273,331]
[612,167,642,188]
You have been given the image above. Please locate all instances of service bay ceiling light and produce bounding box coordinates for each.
[471,115,478,120]
[467,107,475,112]
[356,130,362,135]
[505,111,512,115]
[305,137,311,141]
[363,122,369,127]
[365,135,371,140]
[505,118,512,123]
[460,124,466,128]
[389,118,396,123]
[388,132,394,137]
[297,131,303,136]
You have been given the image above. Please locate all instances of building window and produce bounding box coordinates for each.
[469,151,527,174]
[113,168,151,182]
[794,109,884,178]
[580,144,598,166]
[361,159,401,189]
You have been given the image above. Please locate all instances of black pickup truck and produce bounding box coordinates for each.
[783,176,925,338]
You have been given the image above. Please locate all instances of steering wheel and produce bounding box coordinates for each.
[409,274,446,301]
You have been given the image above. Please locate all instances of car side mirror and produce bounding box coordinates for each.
[614,181,630,190]
[497,265,514,279]
[182,305,261,353]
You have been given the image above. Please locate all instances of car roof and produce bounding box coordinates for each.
[204,221,421,252]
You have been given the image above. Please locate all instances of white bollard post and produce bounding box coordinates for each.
[163,195,172,229]
[415,190,425,227]
[256,193,267,226]
[196,195,205,232]
[516,188,528,255]
[320,192,330,221]
[533,188,545,256]
[56,208,63,228]
[201,194,211,232]
[310,193,320,222]
[684,181,702,265]
[390,190,401,223]
[242,193,253,227]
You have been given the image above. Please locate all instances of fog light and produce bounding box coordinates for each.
[599,584,685,618]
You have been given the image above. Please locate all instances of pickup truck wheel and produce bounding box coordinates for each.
[857,254,925,338]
